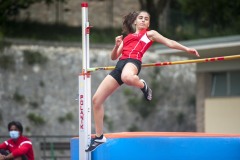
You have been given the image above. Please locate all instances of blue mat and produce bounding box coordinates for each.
[71,132,240,160]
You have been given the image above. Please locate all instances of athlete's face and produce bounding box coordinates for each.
[135,12,150,31]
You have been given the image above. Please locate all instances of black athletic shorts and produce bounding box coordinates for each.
[109,58,142,85]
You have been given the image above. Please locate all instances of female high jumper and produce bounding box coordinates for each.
[85,11,199,152]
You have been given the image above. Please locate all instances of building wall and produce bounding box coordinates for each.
[196,62,240,133]
[18,0,140,27]
[205,97,240,134]
[196,72,212,132]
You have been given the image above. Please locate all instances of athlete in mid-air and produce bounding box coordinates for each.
[85,11,199,152]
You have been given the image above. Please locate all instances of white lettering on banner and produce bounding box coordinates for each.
[79,94,84,130]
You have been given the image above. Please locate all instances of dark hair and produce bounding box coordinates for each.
[122,11,139,35]
[122,11,150,35]
[8,121,23,134]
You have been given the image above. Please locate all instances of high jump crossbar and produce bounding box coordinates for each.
[87,55,240,72]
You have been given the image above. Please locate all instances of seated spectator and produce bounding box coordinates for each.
[0,121,34,160]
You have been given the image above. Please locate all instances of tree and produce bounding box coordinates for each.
[138,0,170,30]
[177,0,240,31]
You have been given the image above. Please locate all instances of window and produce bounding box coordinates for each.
[211,71,240,96]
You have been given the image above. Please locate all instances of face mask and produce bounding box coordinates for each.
[9,131,20,139]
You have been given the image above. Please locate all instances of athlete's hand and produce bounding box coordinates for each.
[187,48,200,57]
[0,154,6,160]
[115,35,123,47]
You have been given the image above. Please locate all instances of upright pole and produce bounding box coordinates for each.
[79,2,91,160]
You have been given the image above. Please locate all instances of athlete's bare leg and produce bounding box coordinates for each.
[121,63,144,89]
[92,75,120,136]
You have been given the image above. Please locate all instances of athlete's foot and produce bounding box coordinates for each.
[140,79,152,101]
[85,134,107,152]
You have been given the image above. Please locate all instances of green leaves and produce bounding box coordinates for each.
[177,0,240,29]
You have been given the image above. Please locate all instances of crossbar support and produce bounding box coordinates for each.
[79,2,91,160]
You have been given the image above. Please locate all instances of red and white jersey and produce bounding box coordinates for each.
[0,136,34,160]
[120,29,153,62]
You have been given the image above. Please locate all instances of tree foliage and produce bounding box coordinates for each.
[177,0,240,29]
[138,0,170,30]
[138,0,240,36]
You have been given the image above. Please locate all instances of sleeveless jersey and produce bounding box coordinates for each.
[0,136,34,160]
[120,29,153,62]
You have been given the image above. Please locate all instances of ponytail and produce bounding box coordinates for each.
[122,11,139,35]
